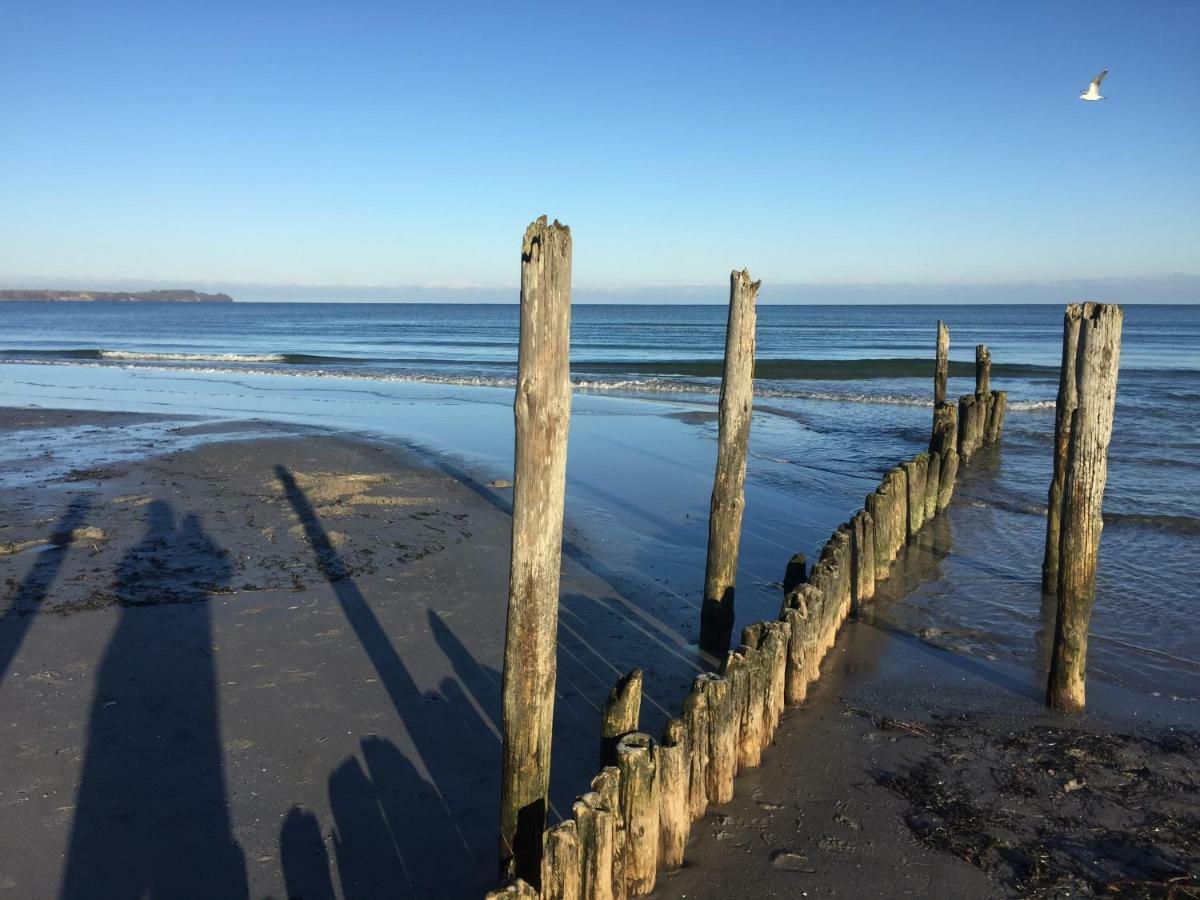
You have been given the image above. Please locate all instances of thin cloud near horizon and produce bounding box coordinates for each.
[2,273,1196,305]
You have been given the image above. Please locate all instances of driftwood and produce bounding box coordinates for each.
[542,821,582,900]
[616,733,659,895]
[1043,305,1085,591]
[500,217,574,883]
[1047,303,1123,712]
[701,269,761,654]
[654,719,689,871]
[600,669,643,767]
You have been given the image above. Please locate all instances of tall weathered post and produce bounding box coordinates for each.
[1046,303,1122,713]
[499,217,573,883]
[1042,305,1084,592]
[700,269,760,654]
[975,344,991,396]
[933,320,950,430]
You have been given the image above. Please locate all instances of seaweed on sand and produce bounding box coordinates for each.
[878,715,1200,898]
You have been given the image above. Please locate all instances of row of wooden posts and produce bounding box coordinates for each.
[492,217,1019,896]
[491,407,1004,897]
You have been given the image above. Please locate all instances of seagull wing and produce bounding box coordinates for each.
[1092,69,1109,87]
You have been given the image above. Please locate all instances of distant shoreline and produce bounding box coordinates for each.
[0,289,234,303]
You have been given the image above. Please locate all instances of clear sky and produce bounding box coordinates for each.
[2,1,1197,301]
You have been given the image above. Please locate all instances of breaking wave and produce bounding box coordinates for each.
[0,351,1056,410]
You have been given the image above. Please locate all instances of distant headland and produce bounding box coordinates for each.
[0,289,234,303]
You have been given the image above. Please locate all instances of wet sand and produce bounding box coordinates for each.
[0,409,713,898]
[2,409,1197,899]
[661,522,1200,899]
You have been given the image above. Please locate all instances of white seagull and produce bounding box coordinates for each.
[1080,69,1108,101]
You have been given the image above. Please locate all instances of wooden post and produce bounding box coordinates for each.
[700,269,761,654]
[1047,303,1123,712]
[1043,305,1085,592]
[986,390,1007,443]
[936,448,959,512]
[759,621,788,741]
[500,217,573,884]
[796,584,825,688]
[850,509,875,609]
[888,466,908,563]
[574,793,615,900]
[957,395,973,460]
[902,455,927,540]
[720,652,748,776]
[735,640,764,768]
[590,768,627,900]
[600,669,643,767]
[933,320,950,434]
[681,688,708,820]
[866,487,891,581]
[696,673,736,805]
[931,400,957,456]
[654,719,689,872]
[781,604,807,705]
[741,623,772,750]
[975,344,991,396]
[923,451,940,522]
[782,552,807,595]
[542,821,583,900]
[616,733,659,895]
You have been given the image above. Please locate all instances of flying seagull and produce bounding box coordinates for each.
[1080,69,1108,101]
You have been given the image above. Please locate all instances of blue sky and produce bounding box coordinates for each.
[2,1,1197,301]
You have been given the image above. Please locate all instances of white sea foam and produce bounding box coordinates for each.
[0,356,1056,411]
[99,350,289,363]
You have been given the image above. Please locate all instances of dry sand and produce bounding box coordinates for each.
[1,408,1197,899]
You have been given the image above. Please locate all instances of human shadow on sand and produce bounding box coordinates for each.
[275,465,498,899]
[58,500,248,900]
[0,495,92,684]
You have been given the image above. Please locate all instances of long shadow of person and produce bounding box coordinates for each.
[58,500,248,900]
[275,466,496,898]
[0,495,92,684]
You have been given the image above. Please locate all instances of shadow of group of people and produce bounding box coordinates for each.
[3,458,675,898]
[1,471,512,898]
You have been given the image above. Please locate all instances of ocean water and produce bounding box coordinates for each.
[2,301,1198,701]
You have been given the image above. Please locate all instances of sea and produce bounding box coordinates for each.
[2,301,1197,703]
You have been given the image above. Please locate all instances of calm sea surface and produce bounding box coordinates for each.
[2,302,1198,701]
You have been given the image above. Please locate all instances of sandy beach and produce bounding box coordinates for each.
[2,407,1197,899]
[3,408,709,898]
